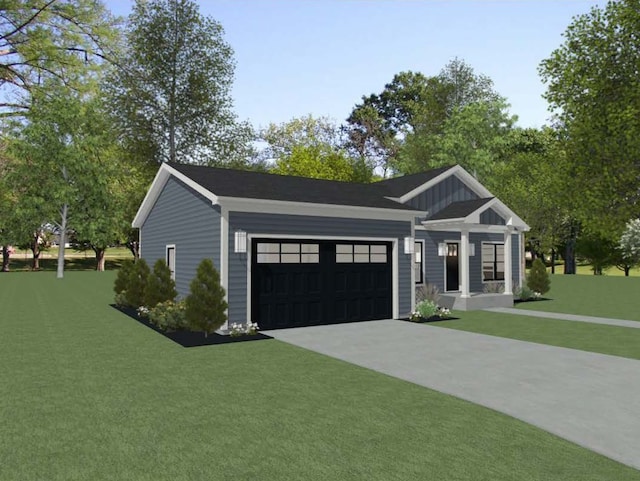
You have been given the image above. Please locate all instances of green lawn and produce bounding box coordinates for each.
[431,311,640,360]
[516,274,640,321]
[1,272,639,480]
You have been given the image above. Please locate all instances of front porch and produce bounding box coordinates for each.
[440,292,514,311]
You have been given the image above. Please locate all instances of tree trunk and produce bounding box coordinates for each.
[625,266,630,277]
[30,238,41,271]
[57,203,68,279]
[126,240,140,260]
[2,245,10,272]
[550,248,556,274]
[564,232,577,275]
[94,247,106,272]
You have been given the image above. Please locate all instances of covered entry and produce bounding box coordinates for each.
[251,239,392,330]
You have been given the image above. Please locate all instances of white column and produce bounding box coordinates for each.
[220,206,229,330]
[504,228,513,295]
[520,232,526,287]
[460,228,470,298]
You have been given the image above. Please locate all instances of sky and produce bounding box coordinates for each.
[106,0,603,130]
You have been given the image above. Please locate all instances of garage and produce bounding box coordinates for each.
[251,239,392,330]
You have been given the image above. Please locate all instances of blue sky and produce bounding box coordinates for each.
[107,0,602,130]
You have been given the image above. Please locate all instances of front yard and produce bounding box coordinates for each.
[1,271,639,480]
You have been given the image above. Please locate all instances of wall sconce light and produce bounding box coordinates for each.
[404,236,415,255]
[234,230,247,253]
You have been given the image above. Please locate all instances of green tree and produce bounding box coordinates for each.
[185,258,227,337]
[260,115,372,182]
[576,232,617,275]
[539,0,640,237]
[108,0,254,166]
[114,260,134,295]
[526,259,550,295]
[145,259,178,308]
[0,0,119,117]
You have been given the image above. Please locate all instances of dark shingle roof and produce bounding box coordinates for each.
[426,198,494,221]
[168,163,424,212]
[375,165,455,197]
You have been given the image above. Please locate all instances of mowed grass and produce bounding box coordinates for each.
[516,274,640,321]
[430,311,640,360]
[1,273,639,480]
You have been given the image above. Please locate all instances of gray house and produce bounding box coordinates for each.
[132,163,529,330]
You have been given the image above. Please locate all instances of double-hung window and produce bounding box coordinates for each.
[414,241,423,284]
[482,243,504,282]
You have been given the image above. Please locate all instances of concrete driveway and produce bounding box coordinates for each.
[265,319,640,471]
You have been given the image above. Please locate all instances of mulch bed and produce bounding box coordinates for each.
[514,298,552,304]
[400,316,459,324]
[111,305,273,348]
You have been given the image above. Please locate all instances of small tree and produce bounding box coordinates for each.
[185,259,228,337]
[145,259,178,308]
[125,258,150,308]
[618,219,640,276]
[114,260,135,295]
[527,258,550,295]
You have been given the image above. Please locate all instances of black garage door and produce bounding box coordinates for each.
[251,239,392,330]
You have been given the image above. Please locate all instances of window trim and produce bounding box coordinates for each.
[481,242,505,283]
[166,244,176,281]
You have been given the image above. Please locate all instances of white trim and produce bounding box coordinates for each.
[245,233,401,323]
[504,229,513,295]
[396,165,461,203]
[460,230,470,298]
[422,197,529,232]
[220,206,229,330]
[418,223,518,233]
[132,163,220,228]
[480,241,506,284]
[520,232,526,287]
[219,196,424,222]
[138,228,142,258]
[165,244,176,281]
[410,222,416,313]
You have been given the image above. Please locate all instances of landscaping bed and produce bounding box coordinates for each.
[112,304,272,347]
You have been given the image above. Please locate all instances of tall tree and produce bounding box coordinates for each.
[0,0,118,117]
[539,0,640,238]
[108,0,254,166]
[346,59,505,176]
[259,116,372,182]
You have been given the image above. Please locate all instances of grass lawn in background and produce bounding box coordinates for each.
[1,271,639,480]
[516,274,640,321]
[430,311,640,361]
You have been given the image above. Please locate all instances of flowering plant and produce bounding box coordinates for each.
[438,307,451,317]
[137,306,150,318]
[533,291,542,299]
[229,321,260,337]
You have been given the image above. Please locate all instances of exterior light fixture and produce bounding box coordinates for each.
[234,230,247,253]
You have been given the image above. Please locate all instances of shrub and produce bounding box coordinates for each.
[145,259,178,308]
[515,283,534,301]
[416,300,439,319]
[185,259,228,337]
[229,321,259,337]
[527,258,550,295]
[124,258,150,308]
[416,283,440,304]
[148,300,187,332]
[114,261,134,295]
[483,281,504,293]
[114,290,128,308]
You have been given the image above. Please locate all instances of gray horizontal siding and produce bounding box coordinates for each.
[141,177,220,298]
[407,175,478,217]
[228,212,412,322]
[416,230,520,293]
[479,208,506,225]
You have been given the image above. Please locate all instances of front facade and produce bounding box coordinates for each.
[133,163,529,330]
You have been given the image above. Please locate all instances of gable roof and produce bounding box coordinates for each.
[375,165,456,197]
[426,198,494,221]
[167,163,420,212]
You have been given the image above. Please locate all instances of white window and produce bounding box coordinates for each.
[335,244,387,264]
[482,243,505,281]
[166,245,176,280]
[256,242,319,264]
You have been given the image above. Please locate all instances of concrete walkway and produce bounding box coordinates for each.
[266,320,640,471]
[485,307,640,329]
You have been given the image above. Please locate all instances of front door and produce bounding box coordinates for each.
[445,242,459,291]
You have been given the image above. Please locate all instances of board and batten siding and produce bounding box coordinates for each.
[416,230,520,292]
[227,212,413,323]
[406,175,478,216]
[141,177,221,298]
[479,208,506,225]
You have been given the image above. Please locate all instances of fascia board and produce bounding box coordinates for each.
[218,196,426,221]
